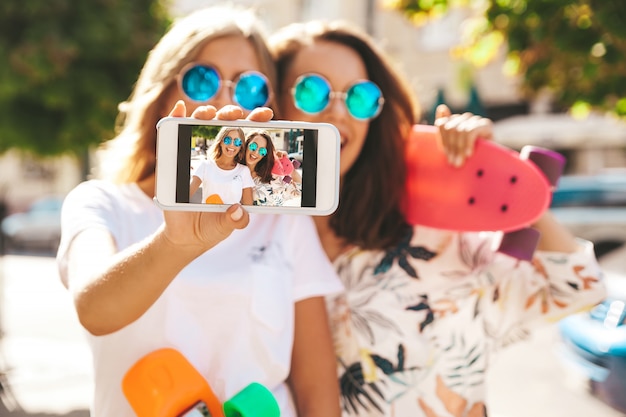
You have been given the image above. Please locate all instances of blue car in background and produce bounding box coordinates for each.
[0,196,64,253]
[552,172,626,414]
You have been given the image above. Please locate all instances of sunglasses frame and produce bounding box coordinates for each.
[248,142,268,157]
[290,73,385,121]
[178,63,272,110]
[223,136,242,147]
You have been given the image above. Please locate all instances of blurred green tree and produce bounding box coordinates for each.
[0,1,171,157]
[384,0,626,117]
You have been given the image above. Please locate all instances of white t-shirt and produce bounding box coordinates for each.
[193,159,254,204]
[56,180,343,417]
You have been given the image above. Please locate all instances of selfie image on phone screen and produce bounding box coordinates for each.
[174,123,319,208]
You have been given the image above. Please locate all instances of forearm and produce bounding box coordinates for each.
[533,210,579,253]
[241,187,253,205]
[69,227,206,335]
[288,297,341,417]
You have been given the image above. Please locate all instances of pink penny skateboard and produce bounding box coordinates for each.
[403,124,565,260]
[122,348,280,417]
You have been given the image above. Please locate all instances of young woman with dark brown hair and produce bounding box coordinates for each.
[270,20,605,417]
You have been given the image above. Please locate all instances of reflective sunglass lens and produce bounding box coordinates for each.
[346,81,383,120]
[234,73,270,110]
[223,136,232,145]
[234,138,242,147]
[294,75,330,114]
[182,65,220,102]
[248,142,268,157]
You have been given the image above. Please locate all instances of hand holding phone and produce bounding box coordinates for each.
[155,117,340,215]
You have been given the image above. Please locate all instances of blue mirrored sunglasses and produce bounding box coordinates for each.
[248,142,268,157]
[223,136,242,147]
[179,63,271,110]
[291,73,384,120]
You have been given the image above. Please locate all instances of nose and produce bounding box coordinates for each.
[324,94,349,120]
[213,81,235,109]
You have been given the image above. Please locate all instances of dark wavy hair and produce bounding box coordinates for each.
[271,20,420,250]
[244,129,276,183]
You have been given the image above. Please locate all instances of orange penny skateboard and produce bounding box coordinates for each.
[122,348,280,417]
[403,124,565,260]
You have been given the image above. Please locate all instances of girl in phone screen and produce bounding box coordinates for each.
[245,129,302,206]
[189,126,254,205]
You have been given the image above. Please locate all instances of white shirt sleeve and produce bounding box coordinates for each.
[283,215,343,301]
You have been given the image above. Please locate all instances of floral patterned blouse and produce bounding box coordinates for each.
[326,225,605,417]
[252,176,302,206]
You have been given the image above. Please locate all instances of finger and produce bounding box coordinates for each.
[190,105,217,120]
[246,107,274,122]
[168,100,187,117]
[435,104,452,120]
[216,105,245,120]
[471,118,494,142]
[439,113,474,166]
[225,204,249,230]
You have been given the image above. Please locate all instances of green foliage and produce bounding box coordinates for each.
[0,0,172,156]
[487,0,626,115]
[385,0,626,117]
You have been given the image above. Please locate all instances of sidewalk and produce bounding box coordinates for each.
[0,254,91,416]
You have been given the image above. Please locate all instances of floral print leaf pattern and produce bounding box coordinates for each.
[398,255,418,278]
[329,225,604,416]
[407,295,435,332]
[339,345,423,415]
[338,360,385,414]
[374,228,436,278]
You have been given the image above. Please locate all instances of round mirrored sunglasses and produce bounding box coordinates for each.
[223,136,242,147]
[179,63,271,110]
[291,73,384,120]
[248,142,268,157]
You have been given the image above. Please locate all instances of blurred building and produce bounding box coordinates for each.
[0,151,81,215]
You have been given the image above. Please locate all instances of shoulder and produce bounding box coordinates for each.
[65,179,121,205]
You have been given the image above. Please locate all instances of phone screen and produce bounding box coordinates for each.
[175,123,319,208]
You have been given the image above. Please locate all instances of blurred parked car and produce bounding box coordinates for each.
[550,172,626,258]
[554,172,626,413]
[1,196,64,252]
[558,273,626,414]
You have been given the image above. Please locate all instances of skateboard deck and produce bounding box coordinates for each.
[122,348,280,417]
[403,124,562,232]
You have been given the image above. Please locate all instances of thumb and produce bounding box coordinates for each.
[435,104,451,120]
[225,204,249,230]
[168,100,187,117]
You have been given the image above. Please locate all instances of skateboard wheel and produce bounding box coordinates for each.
[223,383,280,417]
[520,146,566,187]
[496,228,541,261]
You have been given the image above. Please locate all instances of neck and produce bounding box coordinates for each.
[216,156,236,170]
[313,215,353,262]
[137,175,156,198]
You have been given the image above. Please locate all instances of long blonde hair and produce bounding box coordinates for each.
[96,5,276,183]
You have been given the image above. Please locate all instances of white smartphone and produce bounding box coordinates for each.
[155,117,340,215]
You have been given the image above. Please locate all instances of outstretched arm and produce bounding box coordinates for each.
[65,101,273,335]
